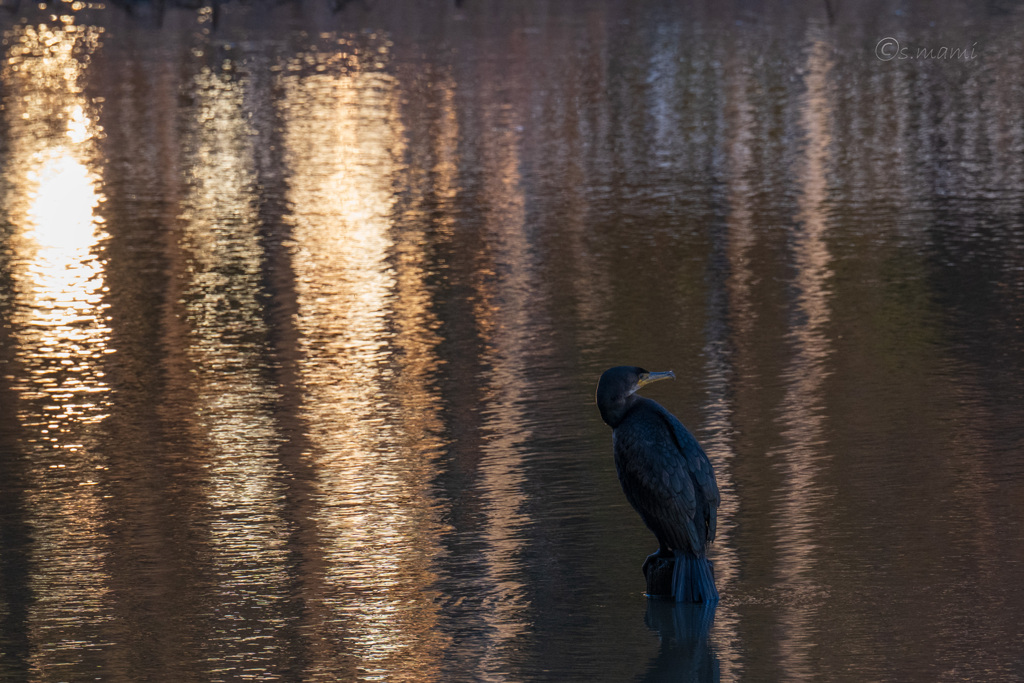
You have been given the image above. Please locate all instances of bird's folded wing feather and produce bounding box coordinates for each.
[619,427,702,553]
[650,403,721,545]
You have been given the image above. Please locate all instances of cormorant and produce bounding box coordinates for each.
[597,366,720,603]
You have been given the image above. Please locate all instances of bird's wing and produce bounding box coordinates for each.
[650,403,721,546]
[616,434,702,553]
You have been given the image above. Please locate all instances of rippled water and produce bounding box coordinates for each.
[1,1,1023,680]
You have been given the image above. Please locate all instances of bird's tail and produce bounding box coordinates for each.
[670,551,719,604]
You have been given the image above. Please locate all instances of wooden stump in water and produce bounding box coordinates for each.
[644,554,676,598]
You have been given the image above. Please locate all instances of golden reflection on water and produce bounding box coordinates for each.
[772,27,835,680]
[701,39,760,683]
[4,19,109,418]
[280,35,448,680]
[472,78,535,666]
[4,5,1022,681]
[722,53,758,346]
[1,13,113,674]
[171,60,292,676]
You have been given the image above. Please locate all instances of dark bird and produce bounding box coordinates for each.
[597,366,720,603]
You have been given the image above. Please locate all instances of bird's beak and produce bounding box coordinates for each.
[637,370,675,388]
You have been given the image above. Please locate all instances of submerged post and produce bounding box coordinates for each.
[643,554,676,598]
[644,553,719,602]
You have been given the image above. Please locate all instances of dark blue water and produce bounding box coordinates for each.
[1,1,1023,680]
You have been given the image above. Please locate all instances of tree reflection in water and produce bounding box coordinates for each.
[1,1,1023,681]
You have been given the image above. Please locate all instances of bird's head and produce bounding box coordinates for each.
[596,365,675,428]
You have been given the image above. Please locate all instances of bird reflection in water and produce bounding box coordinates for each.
[640,600,720,683]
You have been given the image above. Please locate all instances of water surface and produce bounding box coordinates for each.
[1,1,1023,680]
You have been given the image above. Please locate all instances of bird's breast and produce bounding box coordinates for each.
[612,423,661,471]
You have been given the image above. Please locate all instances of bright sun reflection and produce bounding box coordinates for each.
[1,11,114,675]
[19,146,108,372]
[27,147,103,254]
[66,103,93,144]
[2,15,110,415]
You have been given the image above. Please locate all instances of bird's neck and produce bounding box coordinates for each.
[601,393,640,429]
